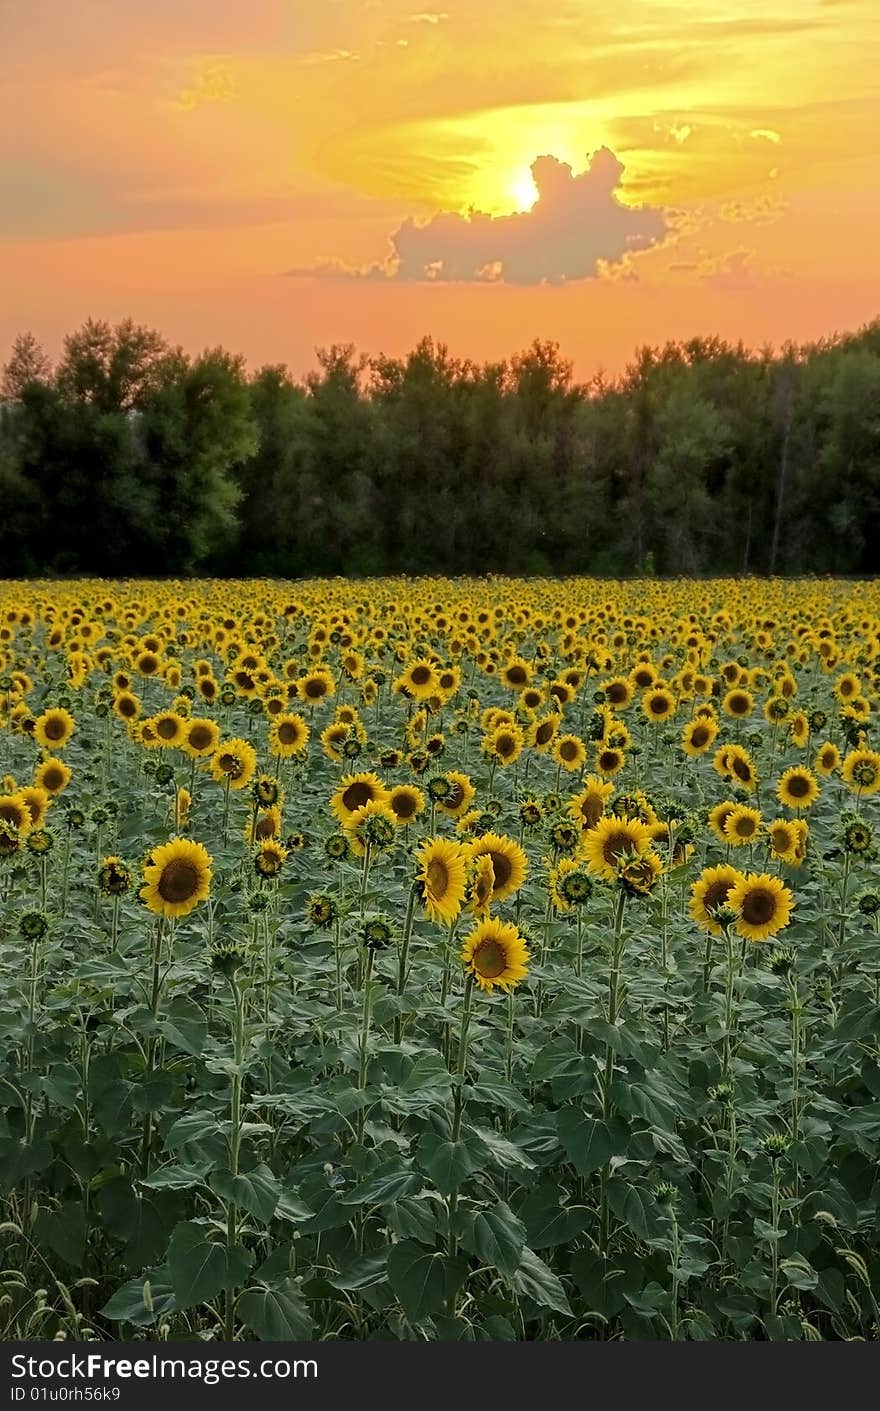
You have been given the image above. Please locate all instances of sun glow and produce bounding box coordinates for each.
[509,167,540,212]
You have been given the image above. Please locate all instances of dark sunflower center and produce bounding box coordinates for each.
[560,741,578,760]
[787,775,810,798]
[394,795,417,820]
[447,783,464,808]
[44,716,66,740]
[741,887,776,925]
[474,939,506,978]
[602,830,634,865]
[691,726,710,747]
[732,757,751,781]
[703,879,732,912]
[189,725,212,750]
[488,850,512,888]
[426,858,449,895]
[156,718,178,739]
[410,666,431,685]
[278,722,298,744]
[607,683,628,703]
[342,781,372,811]
[304,679,326,699]
[536,722,554,745]
[157,859,199,903]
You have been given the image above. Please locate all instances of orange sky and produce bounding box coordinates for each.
[2,0,879,379]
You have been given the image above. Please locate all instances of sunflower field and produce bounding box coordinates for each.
[1,576,879,1343]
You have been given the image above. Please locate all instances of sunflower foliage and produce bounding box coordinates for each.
[0,577,879,1343]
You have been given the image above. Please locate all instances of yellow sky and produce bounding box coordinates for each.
[1,0,878,376]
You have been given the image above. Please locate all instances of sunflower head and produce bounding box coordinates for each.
[140,837,212,919]
[460,918,530,994]
[416,836,468,925]
[98,856,132,896]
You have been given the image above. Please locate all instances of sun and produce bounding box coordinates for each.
[509,167,539,212]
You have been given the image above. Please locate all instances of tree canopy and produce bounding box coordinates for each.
[2,316,879,577]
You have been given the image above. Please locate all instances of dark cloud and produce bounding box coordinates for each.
[335,148,669,284]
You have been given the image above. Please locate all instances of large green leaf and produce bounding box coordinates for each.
[237,1279,314,1340]
[167,1221,254,1310]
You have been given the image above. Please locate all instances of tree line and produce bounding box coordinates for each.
[1,316,879,578]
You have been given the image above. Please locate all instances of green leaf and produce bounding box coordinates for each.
[160,996,208,1056]
[210,1164,280,1222]
[326,1253,389,1291]
[33,1202,87,1268]
[140,1163,211,1191]
[387,1240,467,1322]
[556,1109,615,1175]
[167,1221,254,1310]
[237,1279,314,1341]
[100,1269,176,1328]
[416,1132,476,1195]
[509,1248,572,1317]
[339,1162,422,1206]
[457,1202,525,1278]
[468,1126,535,1173]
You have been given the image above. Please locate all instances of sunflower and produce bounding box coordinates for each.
[269,712,311,759]
[529,714,559,752]
[467,832,528,902]
[553,734,587,773]
[708,800,737,844]
[34,708,75,752]
[467,853,495,917]
[331,771,389,826]
[113,691,142,723]
[460,918,530,994]
[19,785,50,828]
[722,688,754,719]
[689,864,744,936]
[252,805,282,843]
[728,871,793,942]
[767,819,799,864]
[642,687,676,723]
[595,745,626,777]
[344,799,399,855]
[723,804,763,846]
[388,784,425,825]
[297,668,336,706]
[416,837,468,925]
[98,856,132,897]
[682,717,718,756]
[619,849,664,896]
[436,770,475,818]
[34,758,71,797]
[776,766,820,810]
[398,660,439,701]
[210,738,258,791]
[582,814,652,881]
[603,677,634,710]
[140,838,212,919]
[813,741,841,776]
[500,658,532,691]
[0,792,31,834]
[726,745,758,792]
[151,711,185,748]
[841,747,880,796]
[181,717,221,759]
[568,776,614,830]
[255,839,287,879]
[484,721,524,766]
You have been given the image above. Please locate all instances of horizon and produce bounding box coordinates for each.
[2,0,879,380]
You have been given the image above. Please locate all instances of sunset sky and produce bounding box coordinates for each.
[2,0,879,379]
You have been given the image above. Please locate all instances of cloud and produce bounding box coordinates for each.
[308,148,669,284]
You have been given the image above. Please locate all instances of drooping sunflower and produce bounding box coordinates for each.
[436,770,475,818]
[388,784,425,825]
[529,714,559,753]
[689,864,744,936]
[618,849,664,896]
[210,738,258,791]
[776,766,820,810]
[723,804,763,847]
[728,871,793,942]
[34,758,71,797]
[181,717,221,759]
[344,798,399,856]
[568,776,614,830]
[467,831,528,902]
[416,836,468,925]
[34,708,75,752]
[460,918,530,994]
[841,747,880,797]
[140,838,212,919]
[331,771,389,826]
[582,814,652,881]
[553,734,588,773]
[682,717,718,757]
